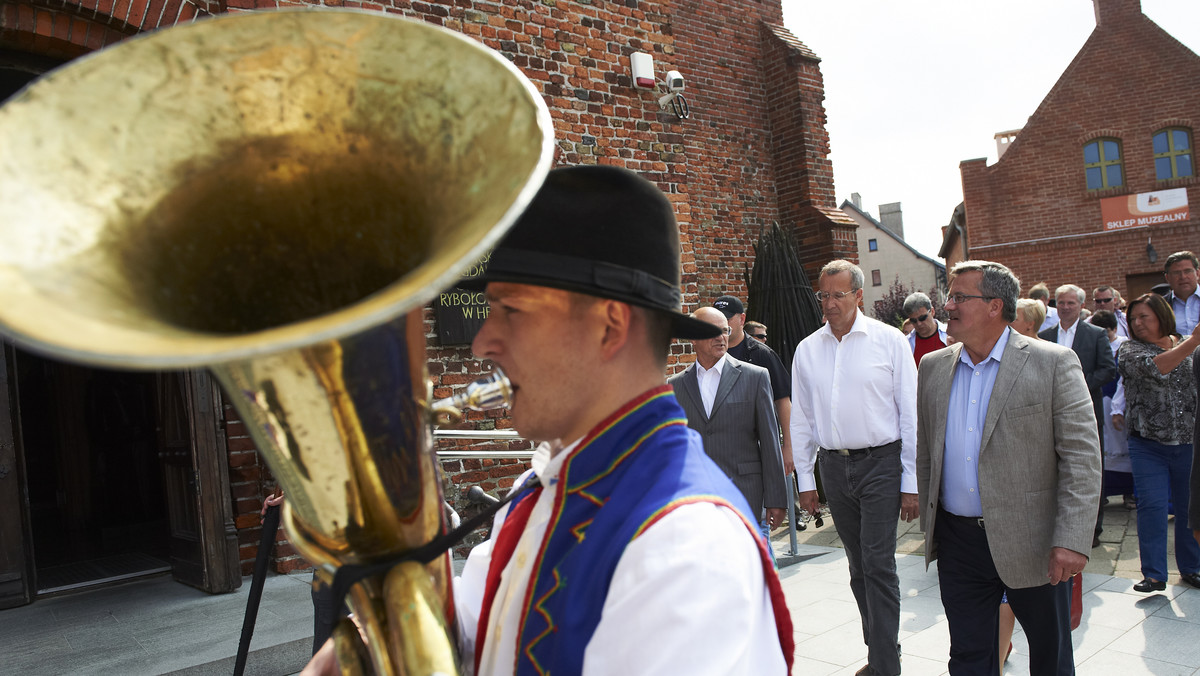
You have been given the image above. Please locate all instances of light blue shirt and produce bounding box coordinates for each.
[941,327,1011,517]
[1170,292,1200,336]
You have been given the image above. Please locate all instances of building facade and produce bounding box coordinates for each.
[0,0,851,605]
[842,197,946,320]
[958,0,1199,300]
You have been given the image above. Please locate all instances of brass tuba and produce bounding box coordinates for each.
[0,9,553,674]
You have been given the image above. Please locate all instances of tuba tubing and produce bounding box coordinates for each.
[0,9,553,675]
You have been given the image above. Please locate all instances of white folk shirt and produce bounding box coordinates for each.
[454,440,786,676]
[789,310,918,494]
[1056,319,1079,348]
[695,352,729,417]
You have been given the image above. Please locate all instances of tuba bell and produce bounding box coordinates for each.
[0,9,553,674]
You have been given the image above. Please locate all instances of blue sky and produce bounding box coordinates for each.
[781,0,1200,259]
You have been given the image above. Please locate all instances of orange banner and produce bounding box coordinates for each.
[1101,188,1190,231]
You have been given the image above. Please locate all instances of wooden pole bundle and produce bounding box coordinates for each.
[742,223,824,367]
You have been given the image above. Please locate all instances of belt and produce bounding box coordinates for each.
[938,506,985,529]
[820,440,900,457]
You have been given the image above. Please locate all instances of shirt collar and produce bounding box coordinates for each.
[959,326,1011,369]
[819,309,868,339]
[531,437,581,488]
[695,352,729,377]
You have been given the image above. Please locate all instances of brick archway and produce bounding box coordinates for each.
[0,0,213,59]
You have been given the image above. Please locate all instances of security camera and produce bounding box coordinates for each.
[666,70,685,93]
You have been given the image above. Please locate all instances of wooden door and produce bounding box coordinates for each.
[0,345,34,608]
[156,371,241,593]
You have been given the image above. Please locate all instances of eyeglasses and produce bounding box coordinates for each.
[712,326,732,336]
[946,293,996,305]
[1094,297,1114,304]
[815,290,856,302]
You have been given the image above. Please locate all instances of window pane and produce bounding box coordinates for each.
[1179,153,1194,178]
[1174,130,1190,152]
[1103,140,1120,160]
[871,269,882,286]
[1156,156,1174,180]
[1107,164,1123,187]
[1086,167,1103,190]
[1084,142,1100,164]
[1154,131,1169,154]
[868,239,877,251]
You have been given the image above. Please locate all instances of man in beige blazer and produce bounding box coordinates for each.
[916,261,1101,676]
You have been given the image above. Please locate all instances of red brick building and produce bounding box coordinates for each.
[959,0,1199,299]
[0,0,852,606]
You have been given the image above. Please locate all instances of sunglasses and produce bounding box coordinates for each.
[912,313,929,323]
[750,333,767,340]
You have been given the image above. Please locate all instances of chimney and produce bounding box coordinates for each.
[879,202,904,240]
[850,192,862,210]
[994,129,1021,159]
[1093,0,1141,27]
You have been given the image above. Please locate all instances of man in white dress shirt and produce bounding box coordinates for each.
[790,260,918,676]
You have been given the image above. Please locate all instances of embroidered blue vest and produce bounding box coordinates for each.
[499,386,790,675]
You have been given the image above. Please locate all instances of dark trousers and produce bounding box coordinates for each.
[935,508,1074,676]
[819,444,902,676]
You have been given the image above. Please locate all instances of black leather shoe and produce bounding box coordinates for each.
[1182,572,1200,589]
[1092,535,1102,548]
[1133,578,1166,592]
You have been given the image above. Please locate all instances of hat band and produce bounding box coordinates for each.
[487,248,682,309]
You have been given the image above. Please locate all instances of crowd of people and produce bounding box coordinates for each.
[297,166,1198,676]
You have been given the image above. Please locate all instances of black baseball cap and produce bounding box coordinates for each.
[713,295,744,319]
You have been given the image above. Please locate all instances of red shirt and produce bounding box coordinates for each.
[913,331,946,365]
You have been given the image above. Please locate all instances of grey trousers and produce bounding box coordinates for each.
[819,443,902,676]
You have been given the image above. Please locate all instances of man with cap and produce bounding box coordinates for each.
[668,306,788,554]
[304,165,793,675]
[456,166,796,674]
[714,295,794,475]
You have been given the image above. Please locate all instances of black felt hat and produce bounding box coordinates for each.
[463,165,719,339]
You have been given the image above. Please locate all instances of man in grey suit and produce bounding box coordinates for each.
[917,261,1101,676]
[669,306,787,544]
[1039,283,1115,548]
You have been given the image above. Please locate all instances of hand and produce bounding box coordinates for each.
[1047,546,1087,585]
[899,493,920,522]
[797,490,820,517]
[780,434,795,476]
[1111,414,1124,431]
[765,508,785,530]
[300,638,338,676]
[261,490,284,517]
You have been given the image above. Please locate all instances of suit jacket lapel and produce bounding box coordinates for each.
[931,343,962,462]
[678,365,707,422]
[979,333,1030,454]
[710,360,741,417]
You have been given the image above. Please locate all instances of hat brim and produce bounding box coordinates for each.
[458,270,720,339]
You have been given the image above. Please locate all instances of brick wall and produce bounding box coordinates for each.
[2,0,848,573]
[960,0,1200,298]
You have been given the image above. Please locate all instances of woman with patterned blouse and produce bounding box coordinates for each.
[1114,293,1200,592]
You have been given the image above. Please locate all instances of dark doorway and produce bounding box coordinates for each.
[16,350,172,594]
